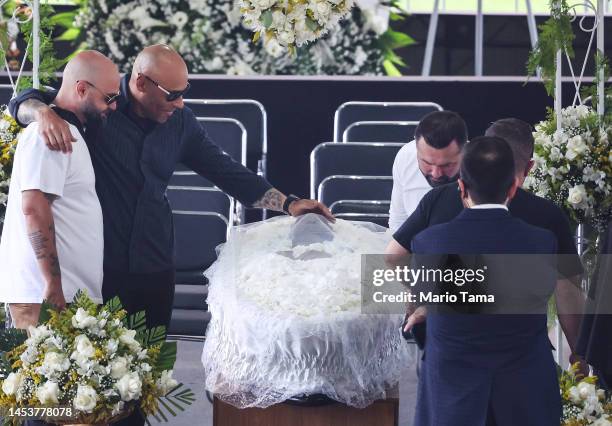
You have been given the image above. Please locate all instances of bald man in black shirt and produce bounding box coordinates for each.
[387,118,586,370]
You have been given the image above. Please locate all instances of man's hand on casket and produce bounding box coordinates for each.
[288,199,336,222]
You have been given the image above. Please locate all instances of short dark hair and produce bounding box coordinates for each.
[484,118,534,173]
[460,136,516,204]
[414,111,468,149]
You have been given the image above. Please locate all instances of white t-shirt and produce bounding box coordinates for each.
[388,141,432,232]
[0,122,103,304]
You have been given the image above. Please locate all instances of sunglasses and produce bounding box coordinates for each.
[140,73,191,102]
[78,80,121,105]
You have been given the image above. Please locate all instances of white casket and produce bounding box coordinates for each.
[201,214,412,409]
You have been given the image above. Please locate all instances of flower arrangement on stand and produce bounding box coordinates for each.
[0,291,194,425]
[0,107,20,225]
[524,105,612,234]
[560,364,612,425]
[239,0,354,54]
[76,0,413,76]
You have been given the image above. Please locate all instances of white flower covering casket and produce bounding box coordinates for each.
[201,214,412,409]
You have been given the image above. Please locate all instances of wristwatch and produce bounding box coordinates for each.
[283,194,300,214]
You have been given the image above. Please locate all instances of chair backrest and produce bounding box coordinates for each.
[318,175,393,206]
[329,200,391,215]
[197,117,247,166]
[334,213,390,228]
[0,84,14,107]
[310,142,402,199]
[342,120,419,143]
[169,170,214,187]
[173,211,228,272]
[334,101,443,142]
[167,186,233,224]
[184,99,266,175]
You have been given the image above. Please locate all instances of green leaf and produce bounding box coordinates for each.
[103,296,123,314]
[261,9,273,28]
[126,310,147,332]
[138,325,167,348]
[55,28,80,41]
[38,301,56,324]
[305,17,319,32]
[156,341,177,372]
[48,11,77,29]
[383,29,415,49]
[383,59,402,76]
[148,384,195,423]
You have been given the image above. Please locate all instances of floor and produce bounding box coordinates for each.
[163,338,419,426]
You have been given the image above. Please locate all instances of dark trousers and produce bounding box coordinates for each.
[102,268,175,426]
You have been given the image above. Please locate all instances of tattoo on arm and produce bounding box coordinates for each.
[252,188,285,211]
[17,99,48,126]
[28,230,49,260]
[49,253,61,277]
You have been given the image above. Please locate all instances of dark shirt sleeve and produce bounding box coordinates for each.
[551,206,584,279]
[179,110,273,206]
[393,191,434,251]
[8,88,58,127]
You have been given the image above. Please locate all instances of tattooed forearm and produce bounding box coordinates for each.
[252,188,286,211]
[22,190,61,285]
[29,231,49,260]
[49,254,61,277]
[16,99,49,126]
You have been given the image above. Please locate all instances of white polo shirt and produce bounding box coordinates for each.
[388,141,432,232]
[0,121,103,304]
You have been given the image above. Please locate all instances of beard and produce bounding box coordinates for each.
[423,172,460,188]
[82,102,109,130]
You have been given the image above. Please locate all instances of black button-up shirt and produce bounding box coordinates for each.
[10,76,272,273]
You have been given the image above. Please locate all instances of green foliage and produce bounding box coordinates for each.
[148,384,196,425]
[17,1,66,91]
[156,341,177,373]
[527,0,575,96]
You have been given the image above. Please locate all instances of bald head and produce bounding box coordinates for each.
[62,50,118,89]
[133,44,188,83]
[129,45,189,124]
[55,50,120,126]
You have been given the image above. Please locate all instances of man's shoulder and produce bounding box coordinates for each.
[513,188,568,224]
[394,140,416,163]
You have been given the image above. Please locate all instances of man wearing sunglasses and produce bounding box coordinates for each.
[9,41,332,396]
[0,51,120,334]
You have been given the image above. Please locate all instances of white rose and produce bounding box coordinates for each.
[577,381,597,400]
[36,381,60,405]
[549,146,562,162]
[106,339,118,355]
[265,38,284,57]
[568,184,588,208]
[119,329,141,352]
[566,135,587,160]
[74,335,95,358]
[316,1,331,17]
[591,415,612,426]
[73,384,98,413]
[110,356,130,380]
[277,30,295,45]
[39,352,71,376]
[115,372,143,401]
[157,370,178,395]
[1,372,23,396]
[72,308,98,329]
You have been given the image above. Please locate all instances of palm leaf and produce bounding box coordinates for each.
[138,326,167,348]
[125,311,147,332]
[155,341,177,372]
[147,384,195,423]
[103,296,123,314]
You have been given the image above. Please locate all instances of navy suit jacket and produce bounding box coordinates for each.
[411,207,558,355]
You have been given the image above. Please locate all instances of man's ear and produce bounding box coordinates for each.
[76,81,87,98]
[523,159,535,178]
[507,177,520,201]
[458,179,467,199]
[135,73,146,93]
